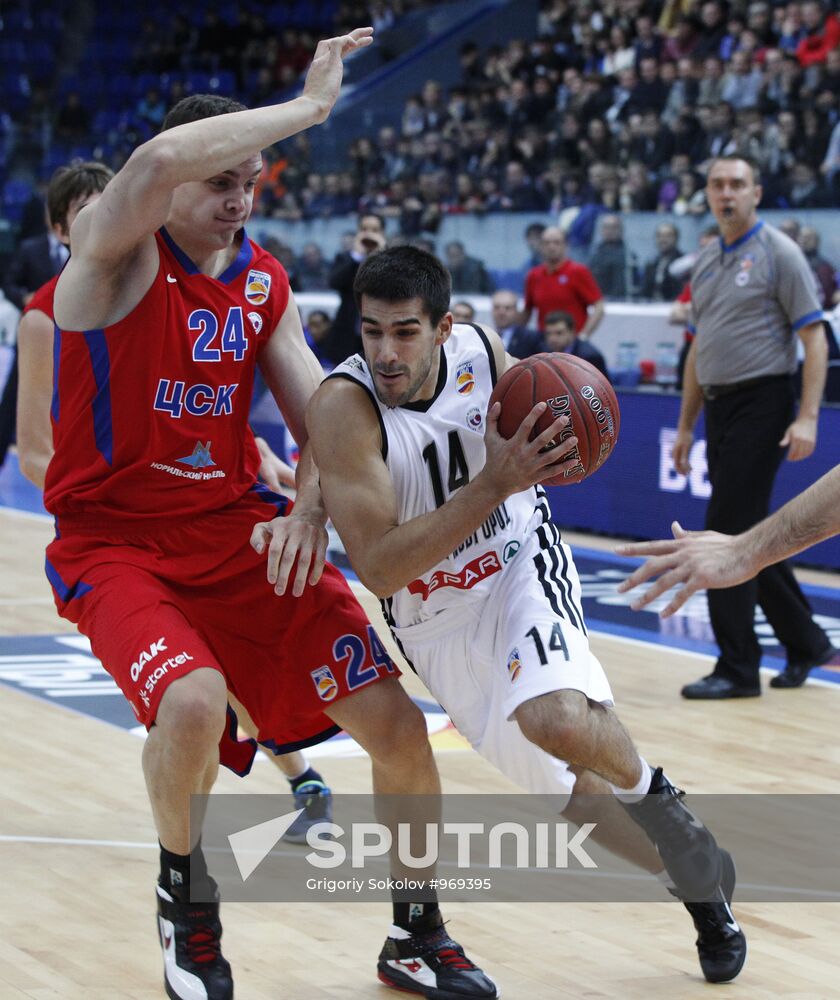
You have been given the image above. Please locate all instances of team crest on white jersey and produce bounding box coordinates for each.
[507,647,522,682]
[311,665,338,701]
[465,405,483,431]
[456,361,475,395]
[245,269,271,304]
[248,311,263,334]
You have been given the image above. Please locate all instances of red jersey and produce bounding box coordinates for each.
[23,274,59,318]
[524,259,602,332]
[44,229,289,529]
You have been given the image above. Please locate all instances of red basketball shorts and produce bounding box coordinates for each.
[45,488,398,774]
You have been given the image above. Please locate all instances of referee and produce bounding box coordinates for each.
[672,155,834,698]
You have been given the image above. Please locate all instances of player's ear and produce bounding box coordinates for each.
[436,311,453,345]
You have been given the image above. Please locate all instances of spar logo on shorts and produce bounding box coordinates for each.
[245,269,272,305]
[407,551,501,601]
[456,361,475,395]
[311,665,339,702]
[507,647,523,682]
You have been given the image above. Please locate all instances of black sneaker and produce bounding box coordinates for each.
[282,780,333,844]
[156,881,233,1000]
[377,911,499,999]
[679,849,747,983]
[620,767,722,901]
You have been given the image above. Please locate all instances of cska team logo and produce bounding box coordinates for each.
[245,269,272,305]
[456,361,475,395]
[311,665,338,701]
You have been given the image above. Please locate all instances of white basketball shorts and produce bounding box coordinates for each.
[391,530,613,800]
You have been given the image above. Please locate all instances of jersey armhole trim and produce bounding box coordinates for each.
[324,372,389,461]
[469,323,498,386]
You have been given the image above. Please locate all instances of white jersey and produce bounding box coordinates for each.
[329,323,556,630]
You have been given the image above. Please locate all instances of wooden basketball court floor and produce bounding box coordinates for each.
[2,504,840,1000]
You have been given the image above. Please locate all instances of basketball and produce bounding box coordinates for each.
[488,353,620,485]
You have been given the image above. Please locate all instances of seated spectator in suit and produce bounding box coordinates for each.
[452,300,476,323]
[640,222,684,301]
[588,214,631,300]
[445,240,495,293]
[491,289,544,358]
[543,310,610,381]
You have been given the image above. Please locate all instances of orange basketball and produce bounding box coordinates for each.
[488,352,620,485]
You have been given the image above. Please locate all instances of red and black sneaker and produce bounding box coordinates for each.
[156,880,233,1000]
[377,912,499,999]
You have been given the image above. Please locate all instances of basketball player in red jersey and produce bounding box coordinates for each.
[46,30,497,1000]
[18,162,336,847]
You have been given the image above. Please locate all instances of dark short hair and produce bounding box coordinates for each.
[707,154,761,185]
[307,309,331,324]
[544,310,575,329]
[354,245,451,325]
[162,94,247,131]
[358,211,385,230]
[47,160,114,232]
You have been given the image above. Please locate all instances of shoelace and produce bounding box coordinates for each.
[185,924,222,964]
[412,927,477,971]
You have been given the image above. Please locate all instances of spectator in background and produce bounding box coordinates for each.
[778,217,802,242]
[543,310,610,381]
[796,0,840,67]
[523,222,545,270]
[498,161,546,211]
[135,88,167,131]
[491,289,544,358]
[694,0,729,59]
[296,242,330,292]
[641,223,684,301]
[304,309,334,371]
[721,50,764,109]
[522,227,605,337]
[588,214,631,300]
[54,91,92,145]
[798,226,838,308]
[444,240,495,293]
[452,300,476,323]
[788,162,830,207]
[697,55,726,106]
[327,212,387,365]
[262,237,299,290]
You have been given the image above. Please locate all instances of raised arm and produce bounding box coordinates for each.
[55,28,373,330]
[306,377,577,598]
[16,308,55,487]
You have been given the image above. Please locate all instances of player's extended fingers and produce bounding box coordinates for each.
[514,401,548,441]
[625,566,686,609]
[273,538,301,596]
[308,531,328,588]
[617,554,674,591]
[616,538,681,560]
[342,26,374,52]
[290,537,316,598]
[532,413,572,454]
[250,521,274,555]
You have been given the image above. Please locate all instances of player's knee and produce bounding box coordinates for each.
[515,690,587,760]
[156,668,228,746]
[369,698,431,766]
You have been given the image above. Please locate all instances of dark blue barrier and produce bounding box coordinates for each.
[547,391,840,571]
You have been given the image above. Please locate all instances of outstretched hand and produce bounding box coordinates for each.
[302,28,374,122]
[615,521,755,616]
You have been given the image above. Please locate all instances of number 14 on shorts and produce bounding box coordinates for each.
[526,623,570,665]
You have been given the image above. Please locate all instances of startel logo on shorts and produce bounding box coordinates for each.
[407,551,502,601]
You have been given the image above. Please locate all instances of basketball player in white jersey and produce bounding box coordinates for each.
[293,246,746,993]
